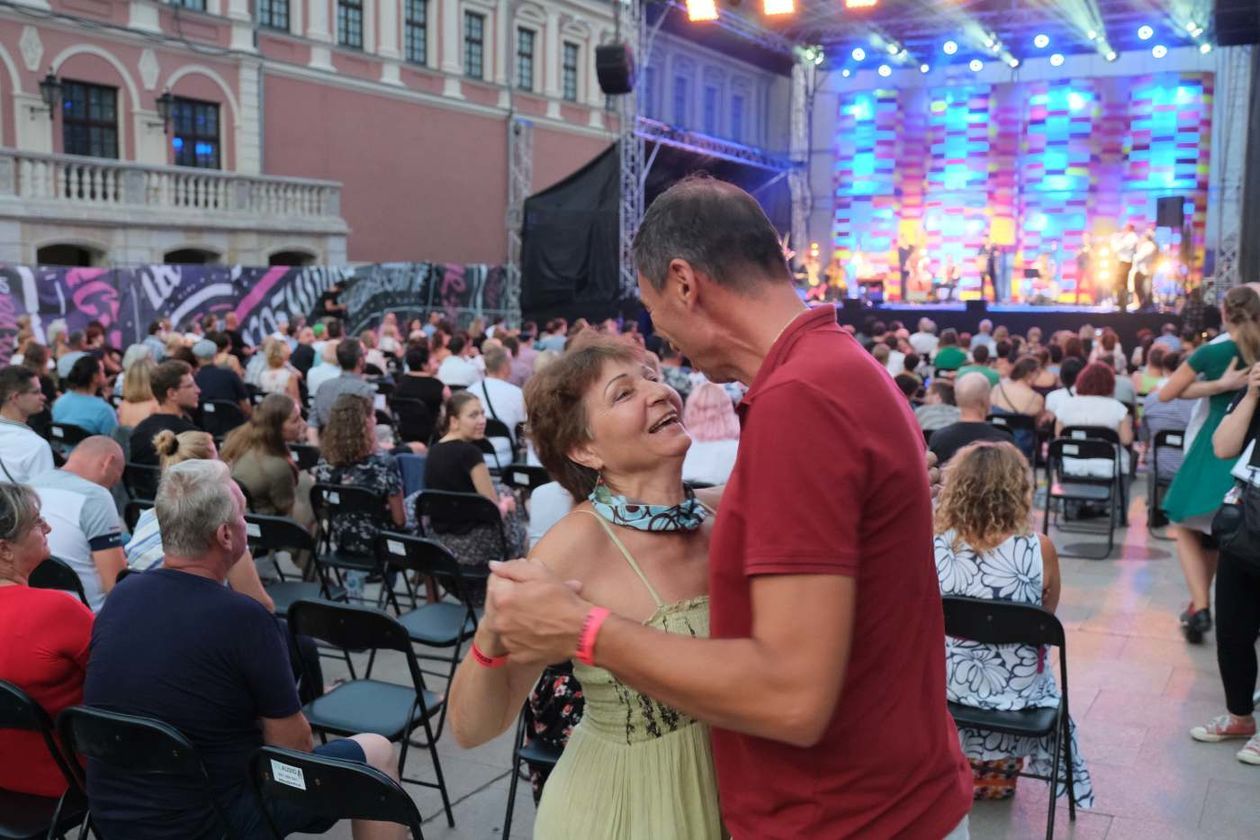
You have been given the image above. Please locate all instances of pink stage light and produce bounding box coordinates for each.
[764,0,795,15]
[686,0,719,21]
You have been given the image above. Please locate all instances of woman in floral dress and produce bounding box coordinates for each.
[934,440,1095,808]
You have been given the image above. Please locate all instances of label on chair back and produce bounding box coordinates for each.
[271,760,307,790]
[387,539,406,556]
[246,522,262,538]
[514,471,529,485]
[204,403,216,412]
[1063,444,1080,455]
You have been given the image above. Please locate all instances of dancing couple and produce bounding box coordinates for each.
[448,177,973,839]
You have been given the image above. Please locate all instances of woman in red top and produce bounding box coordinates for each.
[0,482,93,797]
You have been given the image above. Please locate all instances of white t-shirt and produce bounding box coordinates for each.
[909,332,939,357]
[884,350,907,377]
[527,482,574,548]
[33,469,124,612]
[682,439,740,487]
[437,355,481,387]
[1055,395,1130,477]
[1045,387,1074,417]
[0,418,54,484]
[470,377,528,468]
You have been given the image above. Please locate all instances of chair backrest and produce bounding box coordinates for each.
[390,397,434,444]
[987,412,1038,432]
[123,462,162,500]
[233,478,255,512]
[374,379,395,398]
[58,706,211,779]
[288,443,320,472]
[1048,437,1119,476]
[1060,425,1121,445]
[376,532,479,603]
[49,422,91,450]
[472,437,503,471]
[28,556,89,607]
[0,680,81,790]
[501,464,551,492]
[416,490,505,541]
[941,595,1065,648]
[244,513,317,555]
[288,599,415,660]
[124,499,154,533]
[484,418,514,442]
[250,746,425,837]
[1153,428,1185,451]
[199,400,248,437]
[310,483,387,517]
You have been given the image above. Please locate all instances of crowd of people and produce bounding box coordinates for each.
[1,177,1259,839]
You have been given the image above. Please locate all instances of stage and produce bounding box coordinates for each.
[831,301,1190,349]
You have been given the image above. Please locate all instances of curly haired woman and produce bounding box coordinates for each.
[934,440,1094,808]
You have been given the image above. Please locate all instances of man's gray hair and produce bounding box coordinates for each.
[155,460,238,557]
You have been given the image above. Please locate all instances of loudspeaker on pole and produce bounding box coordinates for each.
[596,44,635,95]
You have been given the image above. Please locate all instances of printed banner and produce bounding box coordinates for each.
[0,263,507,364]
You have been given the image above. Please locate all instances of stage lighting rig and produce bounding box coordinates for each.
[969,59,983,71]
[686,0,718,22]
[920,63,930,73]
[1034,34,1049,49]
[943,40,958,55]
[852,47,866,61]
[1137,25,1154,41]
[1007,57,1020,68]
[1050,53,1065,66]
[1199,42,1212,53]
[878,64,891,76]
[1151,44,1167,58]
[763,0,793,16]
[844,0,879,8]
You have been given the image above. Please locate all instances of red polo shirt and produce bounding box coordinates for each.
[709,305,970,839]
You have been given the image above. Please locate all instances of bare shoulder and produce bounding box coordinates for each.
[527,504,605,579]
[1036,532,1059,561]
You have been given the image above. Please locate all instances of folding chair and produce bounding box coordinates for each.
[987,412,1040,467]
[124,499,154,533]
[244,513,346,619]
[1147,428,1185,538]
[199,400,248,439]
[28,556,89,608]
[57,705,238,839]
[501,464,551,511]
[47,423,91,458]
[1061,425,1131,523]
[287,443,320,472]
[286,599,455,827]
[0,680,87,840]
[390,397,435,445]
[374,380,396,400]
[249,746,425,840]
[377,533,479,733]
[122,462,162,501]
[1043,437,1123,559]
[943,596,1076,840]
[501,669,567,840]
[415,490,509,564]
[309,484,402,611]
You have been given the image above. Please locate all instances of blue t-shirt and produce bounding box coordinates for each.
[52,391,118,436]
[84,569,298,838]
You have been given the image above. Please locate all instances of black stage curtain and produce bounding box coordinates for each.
[520,140,792,326]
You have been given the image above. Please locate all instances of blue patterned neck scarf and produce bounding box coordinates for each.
[588,479,708,532]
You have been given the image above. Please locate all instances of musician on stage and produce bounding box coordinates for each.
[978,241,1004,302]
[1112,223,1139,310]
[1131,229,1158,311]
[1075,235,1093,305]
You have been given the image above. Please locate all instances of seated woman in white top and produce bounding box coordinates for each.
[257,338,302,402]
[680,382,740,486]
[1054,361,1133,478]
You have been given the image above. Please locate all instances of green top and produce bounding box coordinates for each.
[533,511,722,839]
[1188,339,1244,413]
[957,364,1000,385]
[934,346,968,370]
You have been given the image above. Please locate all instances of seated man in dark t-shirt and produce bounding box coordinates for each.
[84,460,401,840]
[130,360,202,467]
[929,371,1014,464]
[192,339,251,414]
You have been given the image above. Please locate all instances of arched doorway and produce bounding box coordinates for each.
[268,250,317,267]
[37,243,104,266]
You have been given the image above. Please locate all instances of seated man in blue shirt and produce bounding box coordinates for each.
[84,459,403,840]
[52,355,117,436]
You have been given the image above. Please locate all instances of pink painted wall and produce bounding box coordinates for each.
[262,74,611,264]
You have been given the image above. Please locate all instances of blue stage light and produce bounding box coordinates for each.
[943,40,958,55]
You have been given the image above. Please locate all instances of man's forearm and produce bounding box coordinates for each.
[595,618,829,748]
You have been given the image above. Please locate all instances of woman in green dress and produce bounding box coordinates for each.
[1159,285,1260,642]
[447,337,724,839]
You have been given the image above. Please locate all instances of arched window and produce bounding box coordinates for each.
[163,248,220,264]
[268,250,317,267]
[37,244,104,266]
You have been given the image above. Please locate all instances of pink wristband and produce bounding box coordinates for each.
[575,607,611,666]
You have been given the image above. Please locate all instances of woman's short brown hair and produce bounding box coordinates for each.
[524,336,643,500]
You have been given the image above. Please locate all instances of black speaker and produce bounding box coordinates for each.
[1156,196,1185,228]
[965,300,987,314]
[1216,0,1260,46]
[596,43,635,95]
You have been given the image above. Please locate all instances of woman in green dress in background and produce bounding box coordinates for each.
[446,338,724,839]
[1159,285,1260,643]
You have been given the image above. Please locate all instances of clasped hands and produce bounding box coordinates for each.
[480,559,591,666]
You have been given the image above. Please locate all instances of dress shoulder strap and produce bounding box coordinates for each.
[575,509,665,608]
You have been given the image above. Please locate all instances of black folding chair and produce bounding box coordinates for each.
[1061,425,1131,522]
[1043,437,1123,559]
[390,397,435,445]
[288,443,320,472]
[122,462,162,501]
[249,746,425,840]
[57,705,238,839]
[198,400,248,439]
[377,533,479,729]
[286,599,455,827]
[501,464,551,493]
[245,513,346,619]
[1147,428,1185,538]
[943,596,1076,840]
[123,499,154,534]
[374,380,395,400]
[310,484,402,611]
[502,666,568,840]
[47,423,91,458]
[987,412,1040,467]
[28,556,89,608]
[483,419,515,465]
[415,490,509,564]
[0,680,87,840]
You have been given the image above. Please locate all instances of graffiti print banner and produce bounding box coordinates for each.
[0,263,506,363]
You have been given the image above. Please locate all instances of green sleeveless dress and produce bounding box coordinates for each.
[1163,339,1245,523]
[532,513,722,840]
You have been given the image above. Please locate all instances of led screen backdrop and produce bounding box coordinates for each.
[830,71,1212,303]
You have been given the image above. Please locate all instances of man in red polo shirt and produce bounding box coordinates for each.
[487,176,971,838]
